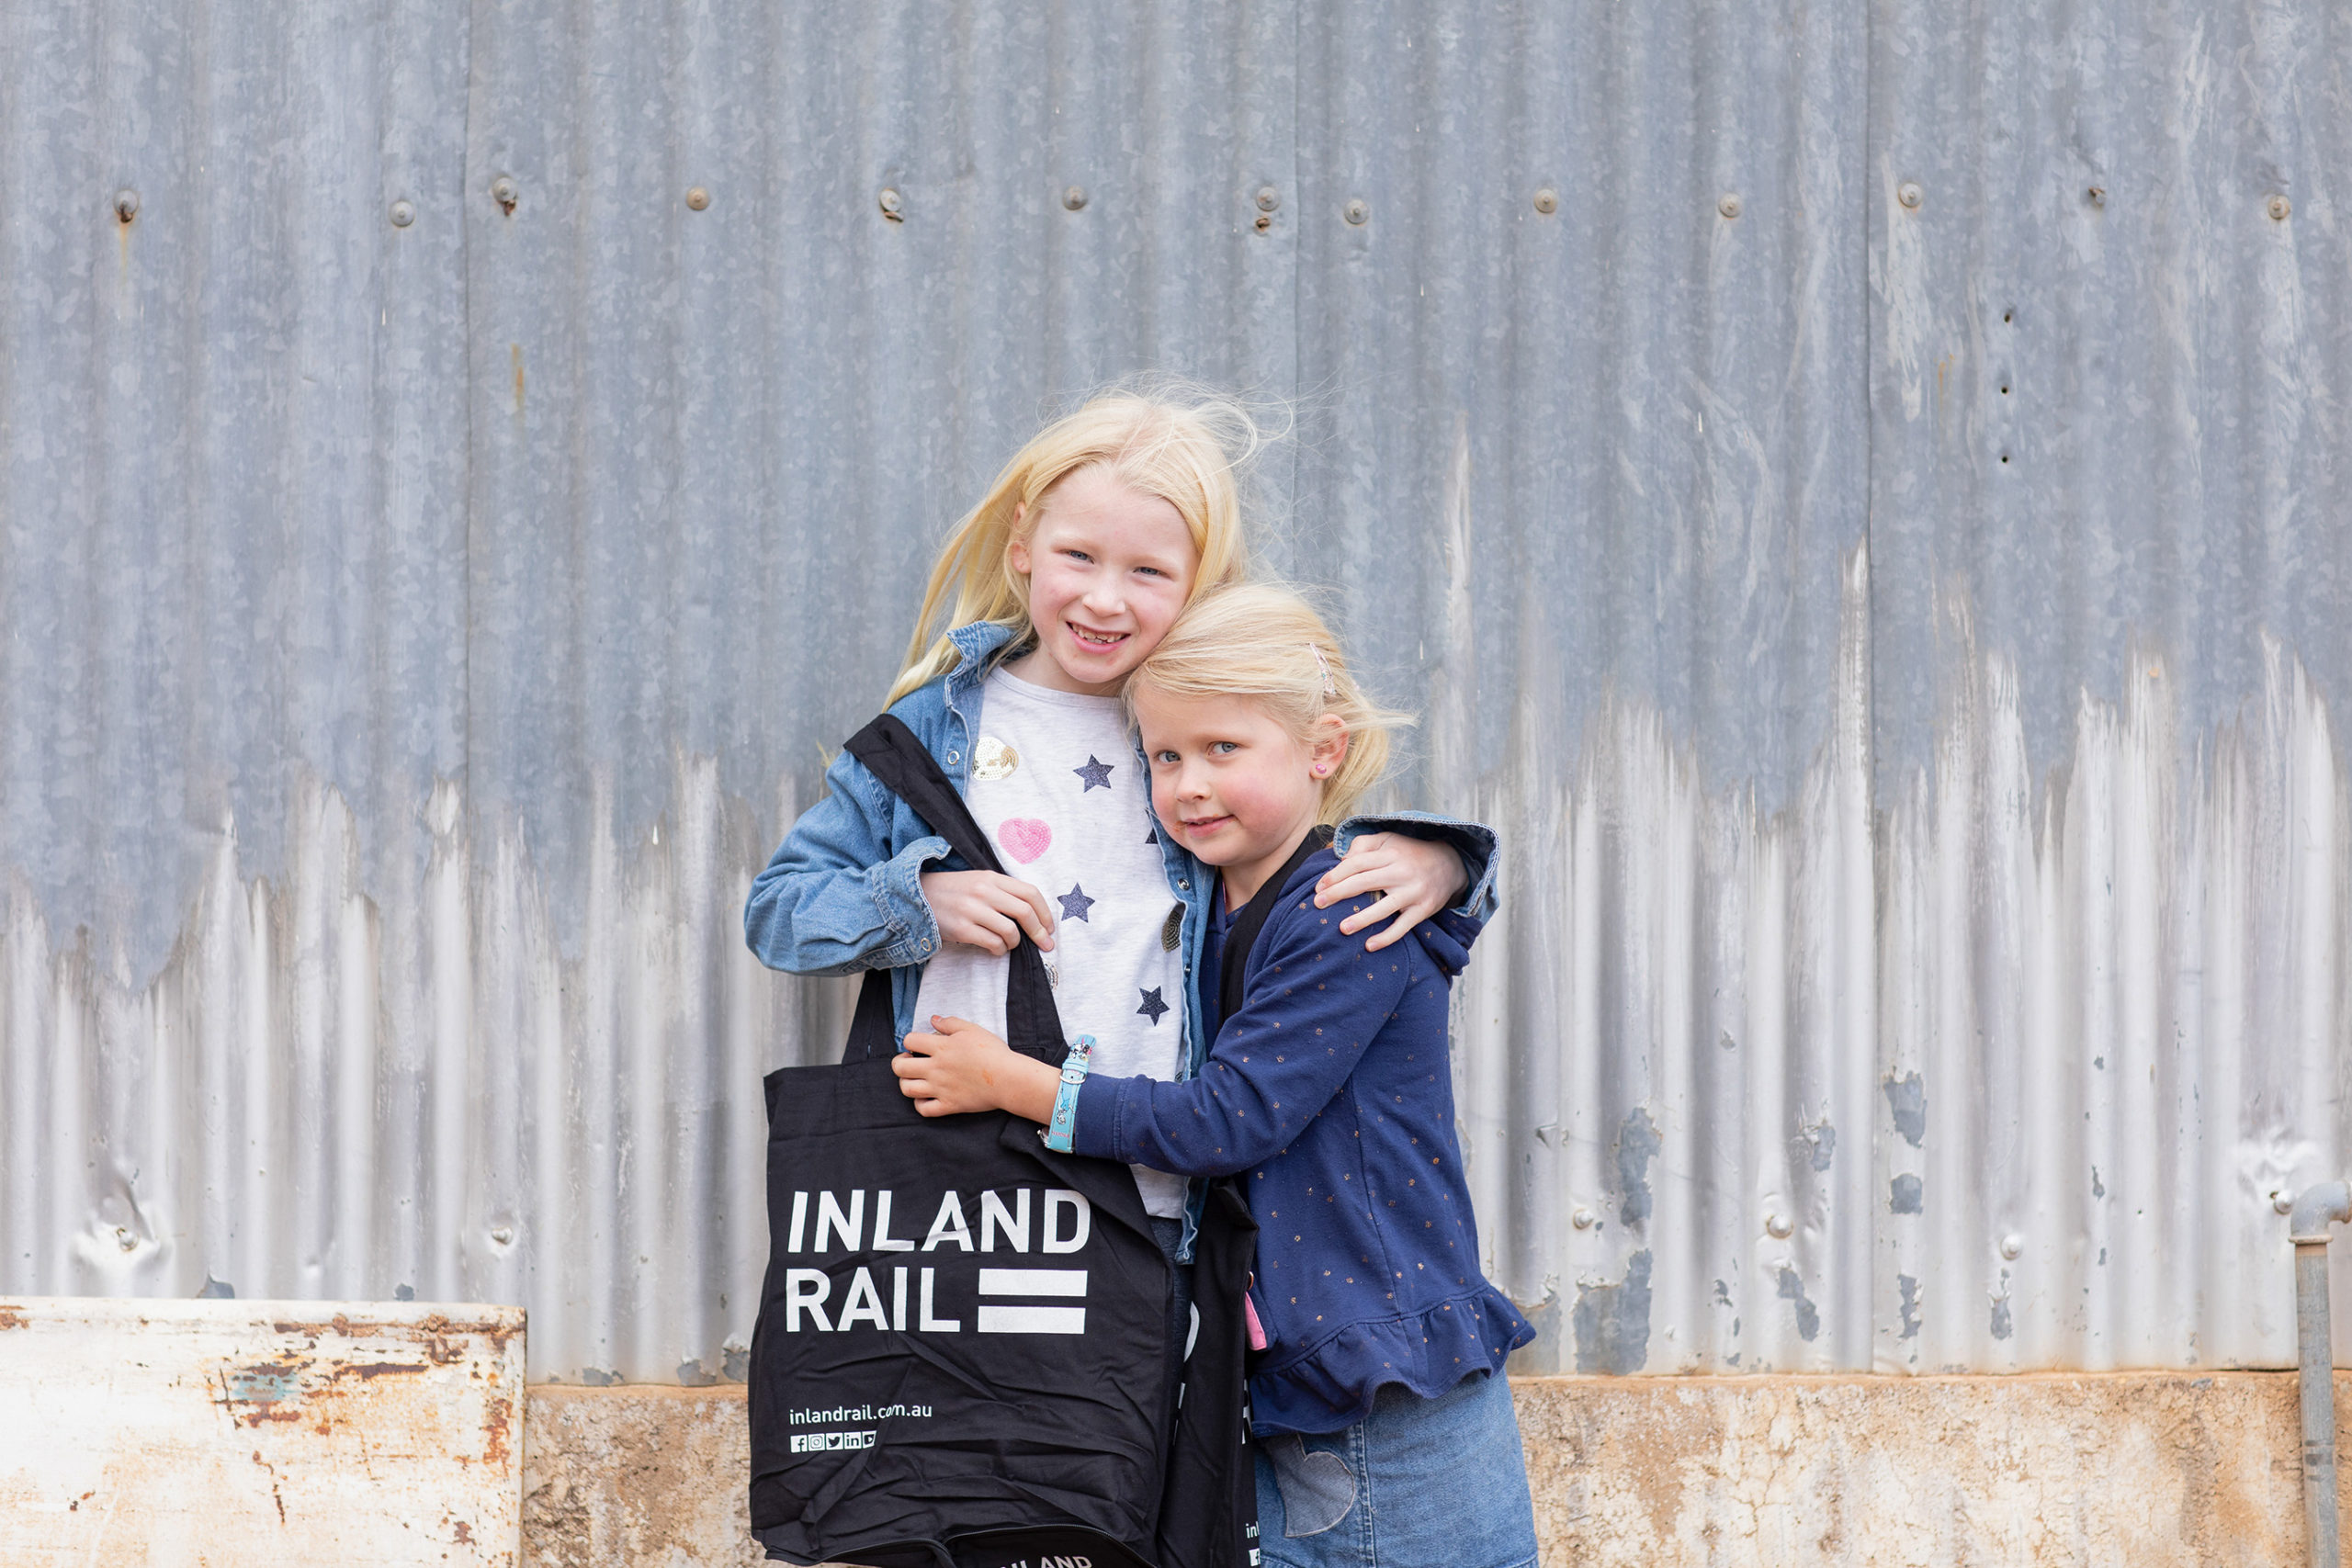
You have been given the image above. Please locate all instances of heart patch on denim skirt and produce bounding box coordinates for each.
[1268,1434,1356,1537]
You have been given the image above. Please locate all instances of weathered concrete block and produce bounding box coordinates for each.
[1511,1372,2342,1566]
[524,1373,2348,1567]
[526,1384,769,1568]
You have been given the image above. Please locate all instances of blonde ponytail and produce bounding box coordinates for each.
[885,380,1278,705]
[1124,583,1409,825]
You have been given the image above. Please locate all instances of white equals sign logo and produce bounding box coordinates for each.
[975,1269,1088,1335]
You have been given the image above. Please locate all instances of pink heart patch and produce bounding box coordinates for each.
[999,818,1053,864]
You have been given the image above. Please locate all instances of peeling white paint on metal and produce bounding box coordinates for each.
[0,1296,522,1565]
[1464,546,2352,1373]
[0,761,818,1386]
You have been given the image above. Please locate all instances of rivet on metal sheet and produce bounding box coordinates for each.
[113,188,140,223]
[1571,1206,1597,1230]
[685,186,710,211]
[1896,181,1923,210]
[2269,194,2292,221]
[2086,186,2105,208]
[489,1226,514,1247]
[1255,186,1281,213]
[1532,187,1558,215]
[1062,186,1087,211]
[1765,1213,1794,1240]
[1344,198,1369,226]
[1717,192,1742,220]
[491,175,518,215]
[2000,1233,2024,1259]
[878,187,903,221]
[389,199,415,228]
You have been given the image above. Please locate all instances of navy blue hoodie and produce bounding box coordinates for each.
[1070,845,1532,1434]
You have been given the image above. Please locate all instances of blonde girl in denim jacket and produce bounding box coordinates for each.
[743,385,1498,1262]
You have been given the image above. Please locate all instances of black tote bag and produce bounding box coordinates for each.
[750,716,1259,1568]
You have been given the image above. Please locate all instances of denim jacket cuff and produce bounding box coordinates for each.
[873,833,956,965]
[1334,811,1500,921]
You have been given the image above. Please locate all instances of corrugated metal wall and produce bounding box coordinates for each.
[4,0,2349,1382]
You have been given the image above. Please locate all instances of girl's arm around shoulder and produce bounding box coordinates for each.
[1069,881,1420,1179]
[1336,818,1496,926]
[742,743,954,976]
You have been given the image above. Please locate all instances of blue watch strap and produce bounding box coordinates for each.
[1043,1034,1093,1153]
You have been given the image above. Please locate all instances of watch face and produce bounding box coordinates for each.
[972,735,1020,781]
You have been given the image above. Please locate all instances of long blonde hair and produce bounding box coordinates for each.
[1124,582,1410,825]
[885,382,1274,705]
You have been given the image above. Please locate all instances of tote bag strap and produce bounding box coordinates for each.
[1217,824,1336,1027]
[845,715,1001,874]
[844,714,1069,1065]
[838,968,897,1064]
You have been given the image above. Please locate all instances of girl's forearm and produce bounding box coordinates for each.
[895,1021,1061,1121]
[993,1053,1059,1123]
[1071,1071,1280,1177]
[744,747,950,975]
[1071,1044,1363,1179]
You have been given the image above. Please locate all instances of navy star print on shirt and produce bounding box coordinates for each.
[1073,755,1115,791]
[1058,884,1096,922]
[1136,987,1169,1024]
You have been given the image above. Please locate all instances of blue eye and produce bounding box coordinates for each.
[1209,740,1238,755]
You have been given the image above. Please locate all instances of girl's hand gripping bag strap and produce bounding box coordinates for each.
[751,716,1175,1567]
[836,715,1061,1066]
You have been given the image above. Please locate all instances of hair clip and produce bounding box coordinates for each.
[1307,642,1339,697]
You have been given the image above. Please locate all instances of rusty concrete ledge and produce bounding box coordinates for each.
[524,1372,2351,1567]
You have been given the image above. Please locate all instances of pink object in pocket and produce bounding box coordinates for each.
[1244,1292,1268,1351]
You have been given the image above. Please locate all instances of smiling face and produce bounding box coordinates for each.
[1132,684,1349,908]
[1003,467,1200,696]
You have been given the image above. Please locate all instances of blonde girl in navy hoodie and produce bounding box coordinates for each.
[891,582,1539,1568]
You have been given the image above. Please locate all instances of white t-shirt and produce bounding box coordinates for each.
[913,668,1189,1217]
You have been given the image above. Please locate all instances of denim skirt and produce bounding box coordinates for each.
[1252,1369,1538,1568]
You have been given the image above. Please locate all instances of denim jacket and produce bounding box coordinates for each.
[741,622,1501,1245]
